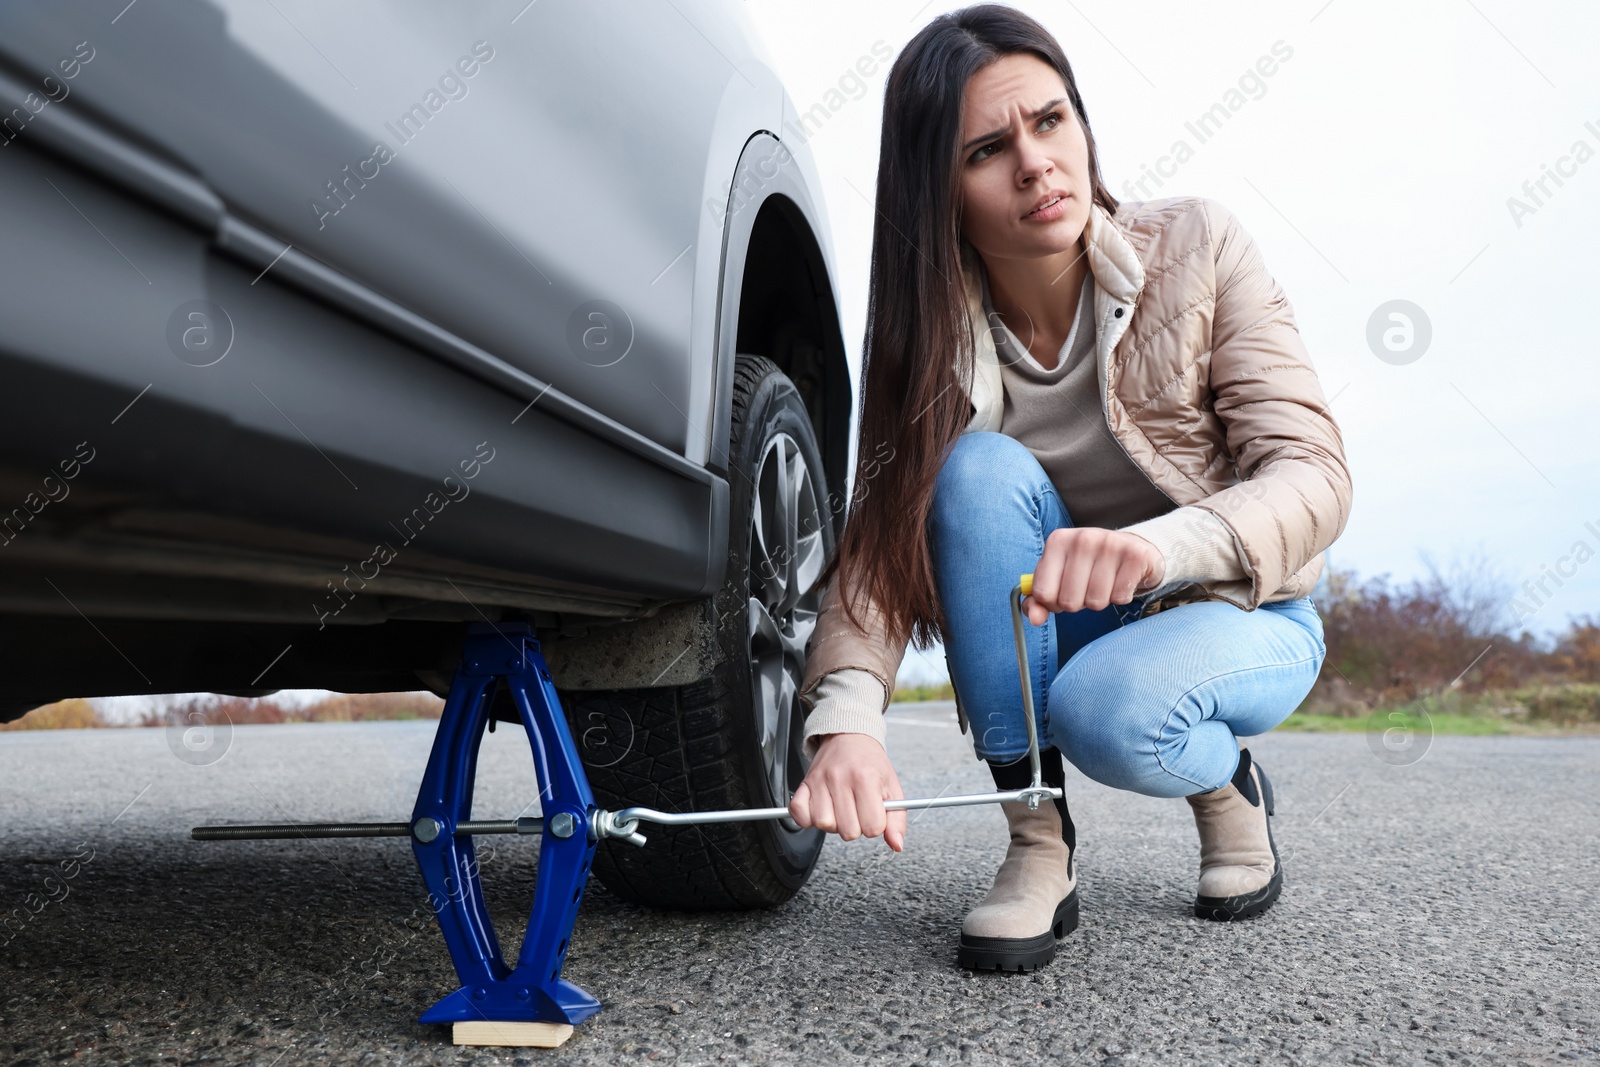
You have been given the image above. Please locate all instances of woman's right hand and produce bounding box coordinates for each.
[788,733,907,852]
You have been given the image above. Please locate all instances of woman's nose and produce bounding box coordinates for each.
[1015,137,1052,181]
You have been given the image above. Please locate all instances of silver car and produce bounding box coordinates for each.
[0,0,851,907]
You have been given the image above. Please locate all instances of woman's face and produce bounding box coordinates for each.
[958,53,1092,263]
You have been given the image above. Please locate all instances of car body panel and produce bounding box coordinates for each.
[0,0,850,713]
[0,0,789,459]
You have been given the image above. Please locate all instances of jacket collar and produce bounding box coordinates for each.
[956,200,1146,432]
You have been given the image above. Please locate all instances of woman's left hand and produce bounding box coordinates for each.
[1023,527,1165,625]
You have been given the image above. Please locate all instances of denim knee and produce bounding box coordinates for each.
[1046,656,1154,792]
[931,432,1049,534]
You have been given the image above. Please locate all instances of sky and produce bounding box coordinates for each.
[739,0,1600,683]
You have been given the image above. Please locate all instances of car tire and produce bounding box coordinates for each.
[563,354,831,909]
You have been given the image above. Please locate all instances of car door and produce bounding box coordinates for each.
[0,0,774,455]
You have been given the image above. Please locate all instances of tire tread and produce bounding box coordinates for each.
[561,355,822,911]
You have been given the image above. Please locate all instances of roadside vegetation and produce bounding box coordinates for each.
[892,554,1600,736]
[1,692,443,731]
[1279,555,1598,735]
[6,554,1596,736]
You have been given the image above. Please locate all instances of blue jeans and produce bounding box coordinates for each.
[928,432,1327,798]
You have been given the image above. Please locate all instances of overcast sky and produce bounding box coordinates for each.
[739,0,1600,680]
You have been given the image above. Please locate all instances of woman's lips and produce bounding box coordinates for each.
[1024,194,1067,221]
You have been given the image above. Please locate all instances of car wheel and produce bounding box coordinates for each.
[563,355,831,909]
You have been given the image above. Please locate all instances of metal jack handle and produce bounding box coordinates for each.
[591,574,1057,845]
[1011,574,1045,804]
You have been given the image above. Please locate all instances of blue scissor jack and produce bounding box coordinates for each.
[193,580,1060,1048]
[193,621,606,1047]
[409,621,600,1037]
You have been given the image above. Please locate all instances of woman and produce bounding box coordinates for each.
[788,4,1351,973]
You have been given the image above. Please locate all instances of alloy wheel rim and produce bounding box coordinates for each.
[745,432,824,824]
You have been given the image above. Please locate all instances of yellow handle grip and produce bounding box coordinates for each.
[1019,573,1033,596]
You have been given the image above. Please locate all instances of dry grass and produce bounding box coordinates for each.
[0,698,103,731]
[1,692,444,731]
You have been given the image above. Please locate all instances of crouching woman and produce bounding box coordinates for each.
[788,3,1352,972]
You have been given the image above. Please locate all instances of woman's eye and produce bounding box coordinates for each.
[969,112,1064,163]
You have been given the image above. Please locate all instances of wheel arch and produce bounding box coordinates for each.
[546,134,852,693]
[708,133,851,546]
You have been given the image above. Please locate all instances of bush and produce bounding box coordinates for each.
[1551,616,1600,682]
[1308,549,1564,713]
[302,693,444,722]
[1,692,442,731]
[140,692,444,726]
[0,698,105,731]
[1506,682,1600,725]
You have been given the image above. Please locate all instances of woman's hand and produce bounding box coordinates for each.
[788,733,907,852]
[1023,527,1165,625]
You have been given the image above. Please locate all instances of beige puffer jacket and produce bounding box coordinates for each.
[798,195,1354,714]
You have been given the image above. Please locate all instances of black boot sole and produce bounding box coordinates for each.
[1194,762,1281,922]
[956,888,1079,972]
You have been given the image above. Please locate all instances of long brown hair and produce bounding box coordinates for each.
[826,3,1122,651]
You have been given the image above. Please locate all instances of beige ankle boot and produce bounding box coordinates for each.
[957,750,1078,972]
[1185,747,1281,921]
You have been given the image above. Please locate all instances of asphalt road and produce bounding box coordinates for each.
[1,705,1595,1066]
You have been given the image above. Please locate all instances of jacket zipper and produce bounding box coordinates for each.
[1097,299,1177,507]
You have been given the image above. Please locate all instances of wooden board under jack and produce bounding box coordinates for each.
[453,1021,575,1048]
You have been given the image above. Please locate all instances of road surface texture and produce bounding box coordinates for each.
[1,704,1595,1066]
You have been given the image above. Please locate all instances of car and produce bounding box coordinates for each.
[0,0,853,910]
